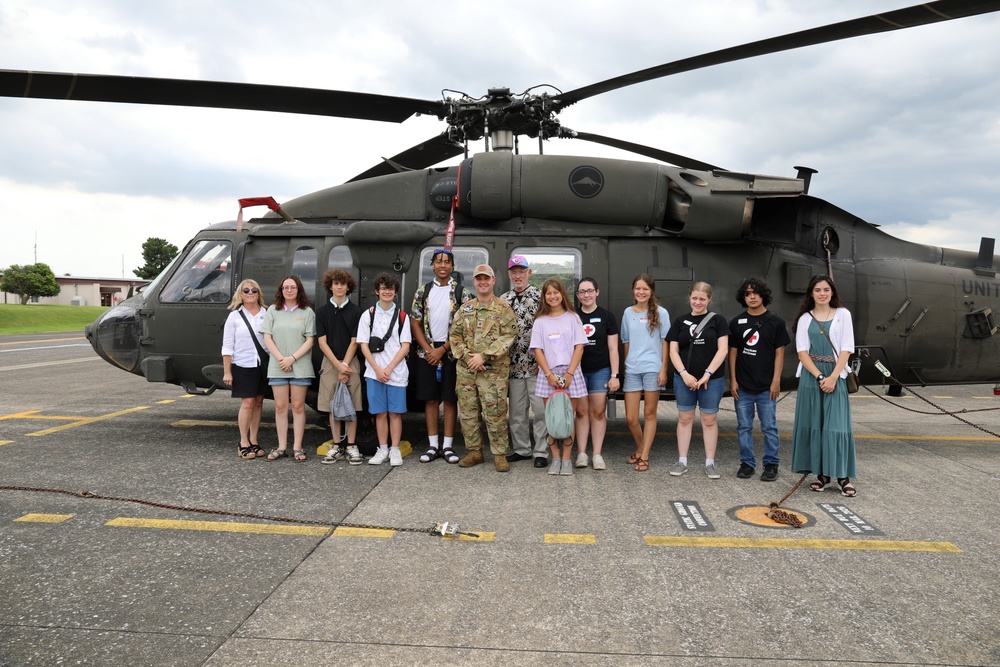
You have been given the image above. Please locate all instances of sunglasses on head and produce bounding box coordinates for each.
[242,287,259,294]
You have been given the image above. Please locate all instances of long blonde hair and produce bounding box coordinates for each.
[228,279,263,311]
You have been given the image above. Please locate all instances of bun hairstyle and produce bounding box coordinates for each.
[631,273,661,334]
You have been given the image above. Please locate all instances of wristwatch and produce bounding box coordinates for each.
[610,373,619,378]
[817,374,826,381]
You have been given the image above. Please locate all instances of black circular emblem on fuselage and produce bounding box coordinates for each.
[569,166,604,199]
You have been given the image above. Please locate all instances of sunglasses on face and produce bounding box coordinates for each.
[242,287,259,294]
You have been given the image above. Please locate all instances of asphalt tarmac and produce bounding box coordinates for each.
[1,332,999,666]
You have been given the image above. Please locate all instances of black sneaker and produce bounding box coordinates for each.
[761,464,779,482]
[737,462,755,479]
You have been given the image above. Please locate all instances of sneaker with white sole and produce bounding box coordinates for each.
[389,448,403,467]
[560,459,574,475]
[548,459,562,475]
[321,446,345,465]
[368,448,389,465]
[705,463,721,479]
[575,452,588,468]
[346,446,363,465]
[592,454,606,470]
[669,461,688,476]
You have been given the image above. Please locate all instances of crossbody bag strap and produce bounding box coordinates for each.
[808,311,838,357]
[685,312,716,369]
[238,309,268,365]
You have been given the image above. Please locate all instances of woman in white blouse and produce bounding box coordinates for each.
[222,279,269,459]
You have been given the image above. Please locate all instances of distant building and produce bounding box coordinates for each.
[0,275,150,307]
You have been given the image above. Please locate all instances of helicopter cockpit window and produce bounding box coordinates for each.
[292,245,318,305]
[158,240,233,304]
[508,247,583,294]
[416,246,489,287]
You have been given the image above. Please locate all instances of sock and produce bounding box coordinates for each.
[679,457,688,465]
[428,434,440,449]
[443,436,454,450]
[705,458,715,467]
[379,445,388,453]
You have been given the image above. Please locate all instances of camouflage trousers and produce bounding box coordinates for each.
[456,367,510,455]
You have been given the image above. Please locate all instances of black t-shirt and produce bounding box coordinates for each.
[666,312,729,379]
[576,305,620,373]
[728,309,791,393]
[315,299,362,359]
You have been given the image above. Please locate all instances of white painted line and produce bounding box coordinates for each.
[0,357,103,372]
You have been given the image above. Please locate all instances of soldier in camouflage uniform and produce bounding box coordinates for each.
[449,264,518,472]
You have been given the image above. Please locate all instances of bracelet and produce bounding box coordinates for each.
[680,369,687,374]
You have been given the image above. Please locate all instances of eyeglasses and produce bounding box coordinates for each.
[242,287,259,294]
[281,285,298,291]
[577,289,596,295]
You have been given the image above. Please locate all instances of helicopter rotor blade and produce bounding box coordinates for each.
[348,134,465,182]
[0,69,446,123]
[555,0,1000,109]
[566,130,721,171]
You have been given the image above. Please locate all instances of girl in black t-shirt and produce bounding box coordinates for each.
[666,282,729,479]
[573,278,620,470]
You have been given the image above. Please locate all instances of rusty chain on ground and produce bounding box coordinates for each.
[0,485,478,538]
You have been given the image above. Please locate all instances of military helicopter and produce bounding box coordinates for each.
[2,0,998,401]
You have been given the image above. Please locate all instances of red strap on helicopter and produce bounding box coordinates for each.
[236,197,282,232]
[443,196,457,251]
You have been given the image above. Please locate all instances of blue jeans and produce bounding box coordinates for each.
[735,390,780,466]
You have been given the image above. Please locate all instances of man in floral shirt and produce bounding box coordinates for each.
[500,255,549,467]
[410,249,474,464]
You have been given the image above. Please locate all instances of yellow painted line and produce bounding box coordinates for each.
[11,414,84,422]
[26,406,151,436]
[644,536,961,553]
[15,513,74,524]
[445,531,495,542]
[0,337,84,346]
[0,410,42,421]
[156,400,176,405]
[544,533,598,545]
[332,527,395,539]
[0,440,13,446]
[106,517,330,536]
[179,394,198,399]
[932,396,955,399]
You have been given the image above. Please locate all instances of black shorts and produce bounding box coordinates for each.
[412,351,458,403]
[231,363,271,399]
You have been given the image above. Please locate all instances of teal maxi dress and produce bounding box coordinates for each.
[790,317,857,478]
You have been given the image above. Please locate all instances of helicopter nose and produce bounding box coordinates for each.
[86,301,143,374]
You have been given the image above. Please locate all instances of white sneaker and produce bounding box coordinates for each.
[368,448,389,465]
[389,448,403,467]
[592,454,606,470]
[575,452,588,468]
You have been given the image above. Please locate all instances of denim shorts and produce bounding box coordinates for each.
[268,377,312,387]
[623,370,662,393]
[584,367,612,394]
[366,379,407,414]
[673,375,725,413]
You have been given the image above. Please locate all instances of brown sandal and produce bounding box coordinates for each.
[627,451,642,465]
[634,458,649,471]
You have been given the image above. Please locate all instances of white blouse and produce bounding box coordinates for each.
[794,307,855,378]
[221,306,267,368]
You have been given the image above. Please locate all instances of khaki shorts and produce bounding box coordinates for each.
[317,356,362,413]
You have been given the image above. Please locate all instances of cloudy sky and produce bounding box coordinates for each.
[2,1,998,278]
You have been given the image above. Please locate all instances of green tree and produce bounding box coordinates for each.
[0,263,61,305]
[134,237,179,279]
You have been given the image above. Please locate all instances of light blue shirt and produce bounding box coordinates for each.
[621,305,670,374]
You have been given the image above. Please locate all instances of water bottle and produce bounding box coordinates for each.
[436,363,443,382]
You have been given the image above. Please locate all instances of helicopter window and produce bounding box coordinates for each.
[292,245,319,304]
[416,246,490,287]
[158,240,233,304]
[507,247,583,293]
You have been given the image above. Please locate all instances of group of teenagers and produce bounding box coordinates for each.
[220,248,857,497]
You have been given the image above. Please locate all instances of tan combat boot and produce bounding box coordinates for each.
[493,454,510,472]
[458,450,484,468]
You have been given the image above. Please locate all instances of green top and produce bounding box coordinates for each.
[260,305,316,378]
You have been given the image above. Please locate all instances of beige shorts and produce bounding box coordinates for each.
[317,356,362,413]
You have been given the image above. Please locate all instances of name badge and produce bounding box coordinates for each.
[738,317,748,324]
[589,317,601,323]
[548,332,561,339]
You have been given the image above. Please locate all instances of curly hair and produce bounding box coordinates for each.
[735,277,772,308]
[322,269,356,295]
